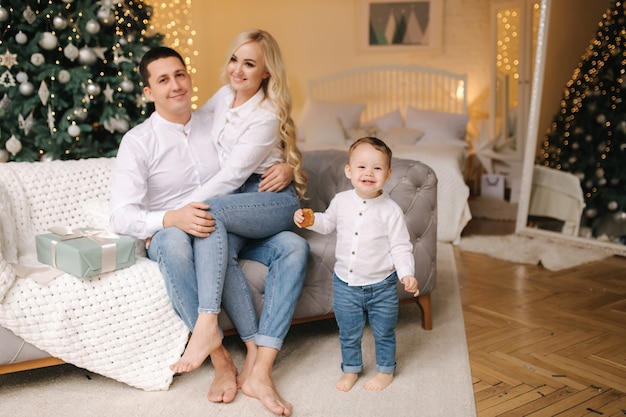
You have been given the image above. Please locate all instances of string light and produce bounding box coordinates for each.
[151,0,199,107]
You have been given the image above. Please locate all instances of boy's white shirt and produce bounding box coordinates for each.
[307,189,415,286]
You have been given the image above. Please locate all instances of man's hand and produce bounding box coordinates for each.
[259,162,293,192]
[163,202,216,237]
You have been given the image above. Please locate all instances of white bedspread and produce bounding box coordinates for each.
[392,142,472,244]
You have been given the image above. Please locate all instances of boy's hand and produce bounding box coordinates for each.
[401,276,419,297]
[294,209,305,228]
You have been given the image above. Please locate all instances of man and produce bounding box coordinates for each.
[109,46,306,416]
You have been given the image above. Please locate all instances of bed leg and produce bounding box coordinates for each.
[416,294,432,330]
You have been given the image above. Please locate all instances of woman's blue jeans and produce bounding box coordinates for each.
[193,175,300,315]
[332,273,399,374]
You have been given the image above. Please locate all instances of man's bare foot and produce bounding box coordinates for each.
[207,346,238,403]
[236,341,257,388]
[335,373,359,392]
[363,372,394,391]
[241,347,292,416]
[170,313,221,373]
[241,374,292,416]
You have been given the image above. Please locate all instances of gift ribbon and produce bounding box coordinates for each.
[47,226,120,274]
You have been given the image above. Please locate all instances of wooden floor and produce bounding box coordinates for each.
[457,218,626,416]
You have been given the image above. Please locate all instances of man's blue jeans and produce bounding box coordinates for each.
[332,273,399,374]
[148,229,308,350]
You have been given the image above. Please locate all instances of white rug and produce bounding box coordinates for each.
[459,234,613,271]
[0,243,475,417]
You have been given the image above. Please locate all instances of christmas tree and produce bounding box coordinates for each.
[538,0,626,240]
[0,0,163,162]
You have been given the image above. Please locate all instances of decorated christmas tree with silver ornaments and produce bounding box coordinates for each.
[0,0,163,162]
[538,0,626,243]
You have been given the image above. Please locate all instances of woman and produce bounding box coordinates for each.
[169,29,307,383]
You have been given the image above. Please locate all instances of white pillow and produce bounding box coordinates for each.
[297,99,365,139]
[405,107,469,142]
[380,127,425,148]
[346,126,378,143]
[302,115,346,148]
[362,109,404,132]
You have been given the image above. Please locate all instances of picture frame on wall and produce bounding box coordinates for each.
[360,0,444,52]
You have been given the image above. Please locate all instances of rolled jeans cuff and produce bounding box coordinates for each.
[255,334,283,350]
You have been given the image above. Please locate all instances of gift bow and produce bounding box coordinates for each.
[48,226,121,274]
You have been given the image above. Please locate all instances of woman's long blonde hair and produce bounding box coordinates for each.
[220,29,307,198]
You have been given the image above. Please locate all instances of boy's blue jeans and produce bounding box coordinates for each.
[148,229,308,350]
[332,273,399,374]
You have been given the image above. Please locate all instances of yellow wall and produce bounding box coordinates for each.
[187,0,493,121]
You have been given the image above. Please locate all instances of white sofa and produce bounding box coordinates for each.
[0,149,437,390]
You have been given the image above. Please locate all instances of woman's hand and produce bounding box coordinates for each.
[163,202,215,237]
[259,162,293,192]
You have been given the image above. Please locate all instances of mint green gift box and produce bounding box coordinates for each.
[36,227,135,278]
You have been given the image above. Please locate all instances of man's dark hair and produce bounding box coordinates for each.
[138,46,185,87]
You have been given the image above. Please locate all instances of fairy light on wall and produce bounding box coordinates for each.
[151,0,199,107]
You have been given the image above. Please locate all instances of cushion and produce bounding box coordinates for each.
[346,126,378,143]
[380,127,425,148]
[301,115,347,150]
[405,107,469,142]
[297,99,365,139]
[361,109,404,132]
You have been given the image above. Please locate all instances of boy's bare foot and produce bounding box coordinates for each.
[170,313,221,373]
[207,346,238,403]
[335,373,359,392]
[236,341,257,388]
[363,372,394,391]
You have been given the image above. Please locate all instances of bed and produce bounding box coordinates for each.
[297,65,472,244]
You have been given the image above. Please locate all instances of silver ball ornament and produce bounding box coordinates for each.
[86,19,101,34]
[19,81,35,96]
[0,7,9,22]
[78,47,97,65]
[67,124,81,137]
[53,15,68,30]
[608,201,618,211]
[0,149,9,163]
[15,72,28,84]
[120,79,134,93]
[15,31,28,45]
[86,83,101,96]
[39,32,58,50]
[31,53,45,67]
[57,69,71,84]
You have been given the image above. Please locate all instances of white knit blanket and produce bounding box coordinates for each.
[0,158,189,391]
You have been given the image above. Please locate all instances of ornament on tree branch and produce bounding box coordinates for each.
[5,135,22,156]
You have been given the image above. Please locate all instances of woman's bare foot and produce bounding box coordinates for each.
[335,373,359,392]
[170,313,221,374]
[207,345,238,403]
[236,341,257,388]
[363,372,394,391]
